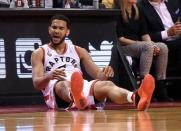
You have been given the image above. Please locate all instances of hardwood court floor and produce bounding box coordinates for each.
[0,104,181,131]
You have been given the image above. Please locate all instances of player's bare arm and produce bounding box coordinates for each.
[31,48,67,90]
[76,46,114,80]
[31,48,48,90]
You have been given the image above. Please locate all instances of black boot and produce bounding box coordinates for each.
[155,80,174,102]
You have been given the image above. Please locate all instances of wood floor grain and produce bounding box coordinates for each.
[0,107,181,131]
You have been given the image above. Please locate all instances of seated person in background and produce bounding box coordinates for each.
[31,14,155,111]
[79,0,93,6]
[0,0,10,7]
[9,0,29,8]
[102,0,114,8]
[114,0,173,101]
[138,0,181,77]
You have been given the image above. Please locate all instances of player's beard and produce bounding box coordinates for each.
[51,35,66,46]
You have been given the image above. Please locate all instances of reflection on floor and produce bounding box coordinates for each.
[0,102,181,131]
[0,105,181,131]
[1,102,181,114]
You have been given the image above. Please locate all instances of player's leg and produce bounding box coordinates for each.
[132,74,155,110]
[71,71,155,111]
[54,81,72,108]
[93,74,155,111]
[93,80,132,104]
[71,71,88,109]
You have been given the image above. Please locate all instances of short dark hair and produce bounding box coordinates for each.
[50,14,71,29]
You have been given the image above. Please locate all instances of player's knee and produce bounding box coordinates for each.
[101,80,115,90]
[94,81,115,99]
[55,81,70,93]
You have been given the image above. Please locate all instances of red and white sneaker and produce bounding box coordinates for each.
[133,74,155,111]
[71,71,88,110]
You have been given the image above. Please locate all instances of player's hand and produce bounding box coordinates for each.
[48,68,66,81]
[102,66,114,78]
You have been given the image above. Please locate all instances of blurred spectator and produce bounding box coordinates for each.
[0,0,10,7]
[102,0,114,8]
[52,0,80,8]
[138,0,181,77]
[9,0,29,8]
[45,0,53,8]
[114,0,173,102]
[79,0,92,6]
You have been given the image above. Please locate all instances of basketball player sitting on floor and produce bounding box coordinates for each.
[31,14,155,111]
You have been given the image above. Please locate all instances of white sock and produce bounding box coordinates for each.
[127,92,133,103]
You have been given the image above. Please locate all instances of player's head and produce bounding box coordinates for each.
[48,14,70,45]
[50,14,71,29]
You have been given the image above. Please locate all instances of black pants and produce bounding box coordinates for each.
[165,37,181,77]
